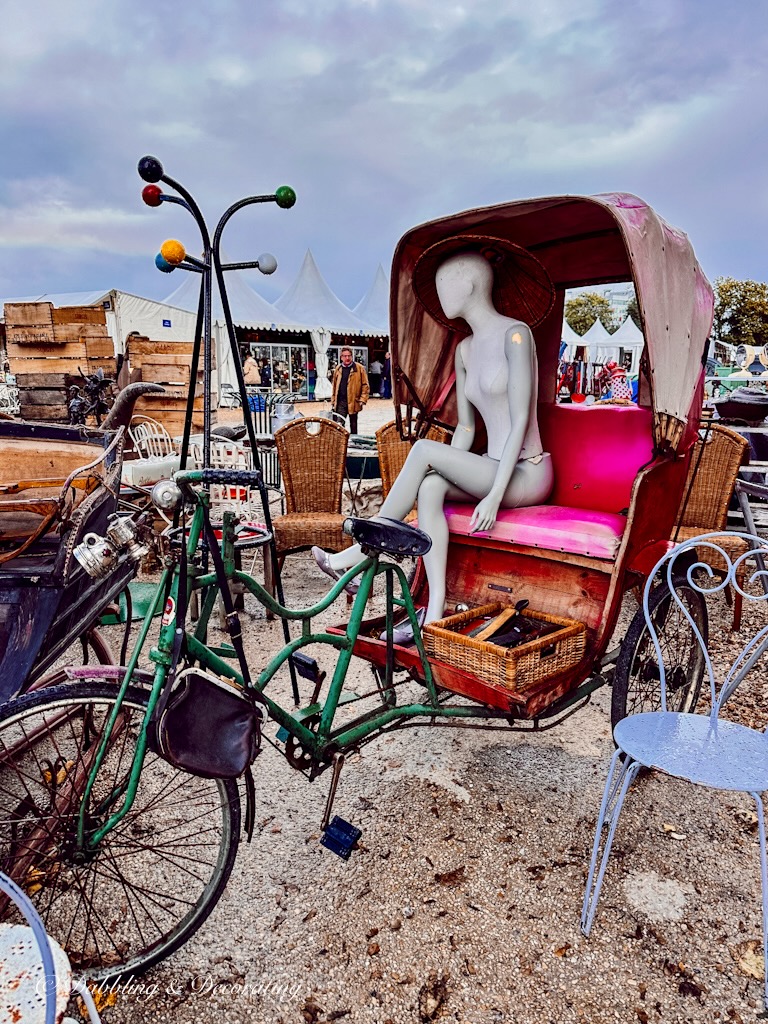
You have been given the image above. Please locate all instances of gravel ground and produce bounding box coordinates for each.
[88,403,768,1024]
[85,538,768,1024]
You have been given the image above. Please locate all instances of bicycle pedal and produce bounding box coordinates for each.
[275,725,290,744]
[320,816,362,860]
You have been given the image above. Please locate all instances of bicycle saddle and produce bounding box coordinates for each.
[344,516,432,557]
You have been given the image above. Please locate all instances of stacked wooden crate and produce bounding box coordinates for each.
[4,302,115,422]
[127,336,206,437]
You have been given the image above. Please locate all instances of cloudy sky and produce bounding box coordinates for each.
[1,0,766,310]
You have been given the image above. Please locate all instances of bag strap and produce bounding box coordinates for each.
[151,509,190,733]
[200,505,260,703]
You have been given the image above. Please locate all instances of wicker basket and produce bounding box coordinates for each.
[423,603,586,693]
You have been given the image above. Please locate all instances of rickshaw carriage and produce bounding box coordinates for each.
[343,193,713,718]
[0,386,159,700]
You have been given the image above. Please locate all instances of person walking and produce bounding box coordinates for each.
[332,346,369,434]
[380,351,392,400]
[243,352,260,385]
[369,356,383,397]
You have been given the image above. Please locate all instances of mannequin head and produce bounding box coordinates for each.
[435,252,494,321]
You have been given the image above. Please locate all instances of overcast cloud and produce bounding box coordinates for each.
[1,0,766,308]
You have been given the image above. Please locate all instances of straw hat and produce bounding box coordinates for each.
[412,234,555,331]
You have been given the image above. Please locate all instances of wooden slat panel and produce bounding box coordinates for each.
[6,324,56,346]
[51,306,106,325]
[7,341,87,360]
[4,302,53,327]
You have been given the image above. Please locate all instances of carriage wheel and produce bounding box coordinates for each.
[611,576,708,733]
[0,680,240,979]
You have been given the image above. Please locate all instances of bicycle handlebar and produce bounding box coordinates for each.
[174,468,265,489]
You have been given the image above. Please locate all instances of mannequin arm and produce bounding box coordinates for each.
[469,327,533,532]
[451,341,475,452]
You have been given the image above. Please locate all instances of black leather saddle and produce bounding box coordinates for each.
[344,516,432,557]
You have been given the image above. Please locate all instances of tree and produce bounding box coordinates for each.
[713,277,768,347]
[625,296,641,328]
[564,292,616,336]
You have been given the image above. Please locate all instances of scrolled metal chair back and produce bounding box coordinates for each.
[645,531,768,719]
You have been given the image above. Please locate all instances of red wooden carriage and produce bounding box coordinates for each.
[350,193,713,723]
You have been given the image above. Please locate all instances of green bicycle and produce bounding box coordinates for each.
[0,464,443,979]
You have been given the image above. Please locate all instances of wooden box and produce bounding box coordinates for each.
[3,302,53,327]
[422,603,586,693]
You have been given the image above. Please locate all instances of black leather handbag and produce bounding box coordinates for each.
[150,667,260,779]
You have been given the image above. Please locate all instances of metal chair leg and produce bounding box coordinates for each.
[581,751,642,936]
[751,791,768,1009]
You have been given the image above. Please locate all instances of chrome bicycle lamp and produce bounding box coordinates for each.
[151,479,183,511]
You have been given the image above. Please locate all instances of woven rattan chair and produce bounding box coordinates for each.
[266,417,352,594]
[673,422,750,629]
[375,420,452,520]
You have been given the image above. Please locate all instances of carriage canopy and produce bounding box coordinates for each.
[390,193,713,453]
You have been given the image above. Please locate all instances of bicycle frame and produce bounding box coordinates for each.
[76,469,547,853]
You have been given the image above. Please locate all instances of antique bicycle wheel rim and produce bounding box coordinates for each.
[611,577,708,733]
[0,681,240,979]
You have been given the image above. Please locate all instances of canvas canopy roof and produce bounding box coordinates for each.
[353,265,389,335]
[390,193,712,452]
[275,250,381,336]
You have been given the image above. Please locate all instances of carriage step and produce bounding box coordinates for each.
[321,816,362,860]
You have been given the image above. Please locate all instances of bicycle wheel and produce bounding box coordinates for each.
[0,680,240,979]
[611,576,708,732]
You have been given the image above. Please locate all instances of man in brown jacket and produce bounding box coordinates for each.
[331,347,369,433]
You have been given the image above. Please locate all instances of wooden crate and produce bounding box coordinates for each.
[6,324,56,346]
[4,302,53,327]
[52,305,106,326]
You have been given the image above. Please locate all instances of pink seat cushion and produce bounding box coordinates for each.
[443,503,627,560]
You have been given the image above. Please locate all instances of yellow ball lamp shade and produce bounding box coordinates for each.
[160,239,186,266]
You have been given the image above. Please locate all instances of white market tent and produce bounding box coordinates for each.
[579,316,617,365]
[353,265,389,335]
[162,266,307,392]
[275,250,383,397]
[560,318,581,361]
[611,315,644,375]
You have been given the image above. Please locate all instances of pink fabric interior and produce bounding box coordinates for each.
[439,405,654,560]
[538,403,654,513]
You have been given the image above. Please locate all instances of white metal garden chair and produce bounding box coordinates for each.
[581,531,768,1008]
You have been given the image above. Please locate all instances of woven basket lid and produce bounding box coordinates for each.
[412,234,555,332]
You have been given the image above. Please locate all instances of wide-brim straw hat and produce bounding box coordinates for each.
[412,234,555,331]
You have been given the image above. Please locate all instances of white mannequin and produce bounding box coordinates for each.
[316,251,553,627]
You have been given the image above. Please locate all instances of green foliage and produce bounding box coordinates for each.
[713,277,768,346]
[564,292,617,336]
[625,296,641,328]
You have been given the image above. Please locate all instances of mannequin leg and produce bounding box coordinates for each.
[327,441,552,573]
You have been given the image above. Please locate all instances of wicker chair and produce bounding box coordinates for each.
[266,418,352,594]
[375,420,452,520]
[673,422,750,630]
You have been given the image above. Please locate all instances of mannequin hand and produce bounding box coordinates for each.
[469,494,501,534]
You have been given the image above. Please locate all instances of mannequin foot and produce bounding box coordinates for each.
[379,607,426,646]
[311,546,360,596]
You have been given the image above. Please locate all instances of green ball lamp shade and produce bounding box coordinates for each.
[275,186,296,209]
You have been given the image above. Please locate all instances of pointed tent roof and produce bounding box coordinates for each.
[580,317,612,344]
[561,319,580,343]
[353,265,389,334]
[162,263,299,332]
[275,250,381,335]
[612,315,644,347]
